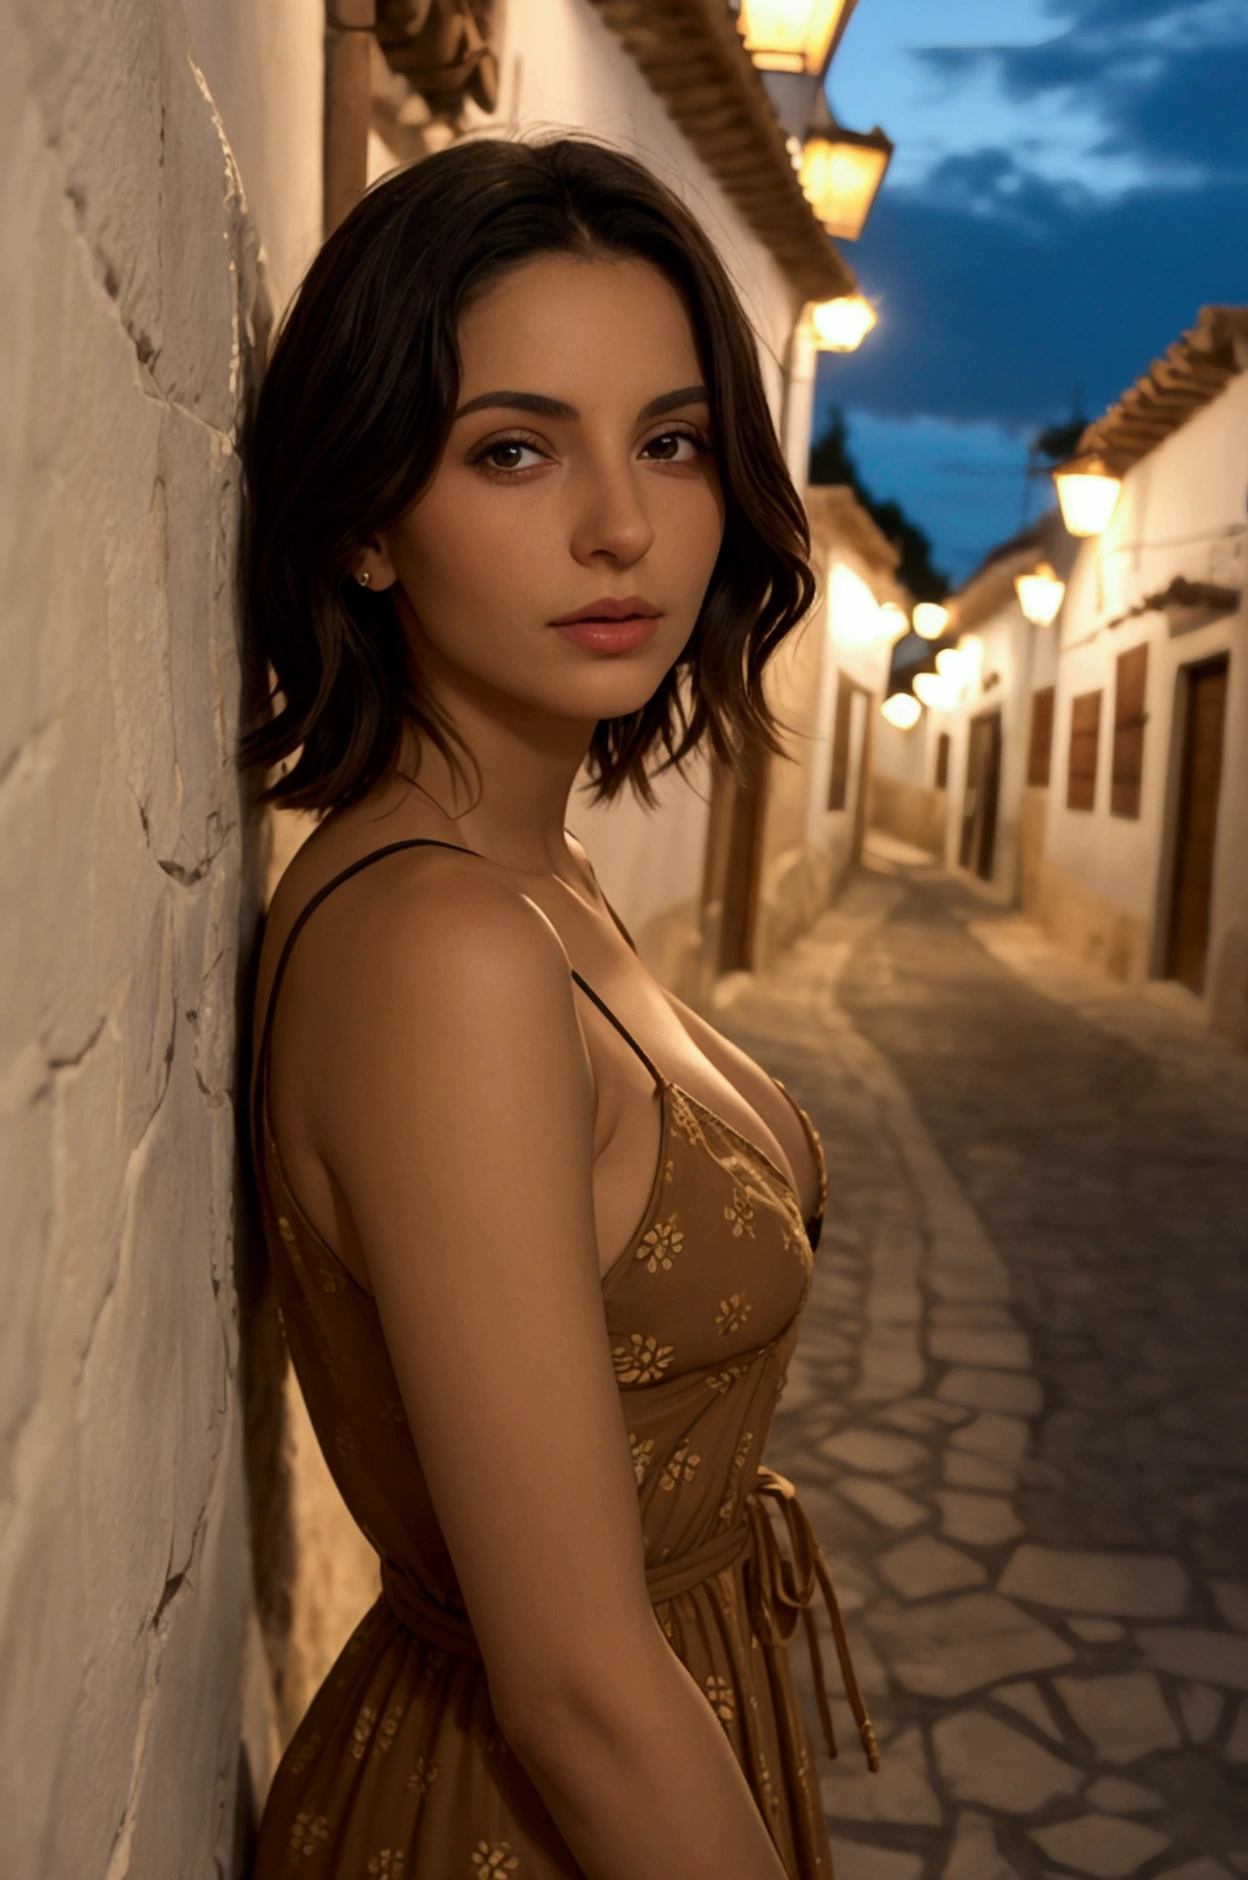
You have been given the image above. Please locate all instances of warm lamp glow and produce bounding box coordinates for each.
[935,647,969,683]
[739,0,851,73]
[1052,456,1122,537]
[1015,562,1066,626]
[810,294,876,352]
[913,671,958,712]
[880,601,909,632]
[799,115,893,240]
[912,601,950,639]
[881,692,921,729]
[827,561,883,646]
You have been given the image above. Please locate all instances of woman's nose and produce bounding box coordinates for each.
[568,456,656,566]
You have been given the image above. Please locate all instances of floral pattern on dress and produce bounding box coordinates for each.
[637,1215,683,1273]
[287,1730,322,1777]
[724,1184,756,1238]
[612,1332,675,1384]
[659,1437,701,1491]
[704,1674,736,1722]
[405,1755,439,1795]
[374,1704,403,1756]
[629,1433,655,1483]
[289,1812,329,1858]
[715,1293,753,1336]
[471,1842,519,1877]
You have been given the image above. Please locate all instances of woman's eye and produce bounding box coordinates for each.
[642,431,703,463]
[477,438,547,473]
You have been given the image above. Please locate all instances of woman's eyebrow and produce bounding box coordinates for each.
[453,385,710,422]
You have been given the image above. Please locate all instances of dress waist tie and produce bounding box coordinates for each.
[744,1467,880,1772]
[381,1466,878,1773]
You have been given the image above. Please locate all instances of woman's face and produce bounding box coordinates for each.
[365,253,726,731]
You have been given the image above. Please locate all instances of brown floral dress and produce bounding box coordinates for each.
[250,840,876,1880]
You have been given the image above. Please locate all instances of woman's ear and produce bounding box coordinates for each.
[351,538,399,592]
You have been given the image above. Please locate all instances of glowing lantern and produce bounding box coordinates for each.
[738,0,853,74]
[913,671,958,712]
[935,647,968,684]
[881,691,921,729]
[880,600,909,633]
[810,294,877,353]
[1052,455,1122,537]
[1014,562,1066,626]
[799,93,893,241]
[912,601,949,640]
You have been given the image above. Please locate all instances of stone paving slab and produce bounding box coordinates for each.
[715,863,1248,1879]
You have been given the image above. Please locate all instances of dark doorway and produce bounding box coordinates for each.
[959,711,1002,881]
[1166,656,1229,993]
[709,745,769,974]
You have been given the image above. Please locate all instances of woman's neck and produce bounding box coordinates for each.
[375,703,595,880]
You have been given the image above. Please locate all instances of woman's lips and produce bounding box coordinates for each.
[549,612,661,654]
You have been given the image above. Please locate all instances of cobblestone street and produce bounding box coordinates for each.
[718,845,1248,1880]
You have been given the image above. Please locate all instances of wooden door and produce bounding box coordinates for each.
[715,745,769,974]
[959,712,1002,880]
[1166,657,1228,993]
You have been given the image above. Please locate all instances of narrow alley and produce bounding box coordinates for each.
[720,842,1248,1880]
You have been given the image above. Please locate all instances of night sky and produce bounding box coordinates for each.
[816,0,1248,585]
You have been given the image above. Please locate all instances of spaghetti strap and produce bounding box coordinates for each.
[569,969,665,1090]
[250,838,485,1172]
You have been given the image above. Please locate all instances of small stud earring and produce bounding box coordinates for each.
[357,570,372,587]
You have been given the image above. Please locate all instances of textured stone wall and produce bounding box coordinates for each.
[0,3,271,1873]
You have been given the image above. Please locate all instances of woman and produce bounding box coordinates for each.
[243,136,875,1880]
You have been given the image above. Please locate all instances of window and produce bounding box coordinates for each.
[1067,690,1102,811]
[828,673,854,811]
[1111,644,1149,819]
[935,732,950,790]
[1027,686,1055,786]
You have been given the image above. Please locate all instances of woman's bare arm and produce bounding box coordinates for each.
[306,857,790,1880]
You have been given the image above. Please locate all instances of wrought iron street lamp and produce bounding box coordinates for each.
[1052,454,1122,537]
[1014,562,1066,626]
[810,294,876,352]
[799,91,893,240]
[739,0,856,74]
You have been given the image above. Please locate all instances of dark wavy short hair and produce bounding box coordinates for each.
[239,135,816,812]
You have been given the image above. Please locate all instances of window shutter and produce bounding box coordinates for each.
[935,732,950,790]
[1027,686,1055,787]
[1067,690,1101,811]
[828,674,853,811]
[1111,644,1149,819]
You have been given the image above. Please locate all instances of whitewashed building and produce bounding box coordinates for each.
[1035,307,1248,1040]
[876,307,1248,1046]
[875,509,1076,905]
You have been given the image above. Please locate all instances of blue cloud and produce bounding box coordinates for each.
[917,3,1248,175]
[821,165,1248,428]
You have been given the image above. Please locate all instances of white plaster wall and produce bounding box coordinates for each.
[873,711,932,789]
[1043,373,1248,1014]
[802,551,896,882]
[0,3,266,1872]
[182,0,323,312]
